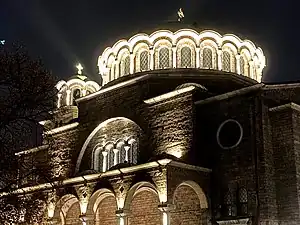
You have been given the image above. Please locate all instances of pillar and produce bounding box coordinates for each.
[150,49,154,70]
[236,54,241,74]
[57,93,62,108]
[172,47,176,68]
[196,47,200,68]
[217,49,223,70]
[130,53,134,74]
[66,89,71,106]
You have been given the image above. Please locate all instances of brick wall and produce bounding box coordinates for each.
[95,196,118,225]
[270,107,299,222]
[48,127,79,179]
[65,201,81,225]
[170,185,206,224]
[128,190,162,225]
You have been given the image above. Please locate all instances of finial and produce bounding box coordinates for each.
[76,63,83,75]
[177,8,184,22]
[0,40,5,45]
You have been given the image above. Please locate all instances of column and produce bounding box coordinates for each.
[150,49,154,70]
[249,60,254,79]
[217,49,222,70]
[116,209,129,225]
[158,204,174,225]
[130,53,134,74]
[113,149,119,166]
[66,89,71,106]
[236,54,241,74]
[57,93,62,108]
[172,47,176,68]
[124,146,130,162]
[196,47,200,68]
[102,151,108,172]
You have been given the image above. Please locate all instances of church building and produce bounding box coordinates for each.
[4,16,300,225]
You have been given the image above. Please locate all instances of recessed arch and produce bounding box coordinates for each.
[123,181,159,210]
[52,194,81,225]
[173,180,208,209]
[76,117,142,173]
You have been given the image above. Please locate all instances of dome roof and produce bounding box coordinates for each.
[98,28,266,86]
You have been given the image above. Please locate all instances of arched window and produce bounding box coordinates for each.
[120,55,130,76]
[180,46,192,68]
[140,51,149,71]
[203,48,213,68]
[72,89,81,105]
[240,56,245,75]
[159,47,170,69]
[238,187,248,215]
[222,51,231,72]
[223,188,236,217]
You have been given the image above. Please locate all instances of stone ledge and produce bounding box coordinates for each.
[216,218,249,225]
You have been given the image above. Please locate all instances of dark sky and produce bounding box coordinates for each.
[0,0,298,83]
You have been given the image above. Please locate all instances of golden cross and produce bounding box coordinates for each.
[76,63,83,75]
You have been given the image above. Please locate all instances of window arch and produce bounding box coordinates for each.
[72,88,81,105]
[159,47,170,69]
[238,187,248,215]
[203,48,213,68]
[222,51,231,72]
[120,55,130,76]
[140,51,149,71]
[82,118,143,174]
[180,46,192,68]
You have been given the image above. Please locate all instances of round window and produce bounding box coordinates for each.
[216,119,243,150]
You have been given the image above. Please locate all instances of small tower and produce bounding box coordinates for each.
[40,64,100,130]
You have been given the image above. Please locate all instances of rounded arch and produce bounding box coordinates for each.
[176,38,196,68]
[86,188,116,215]
[173,181,208,209]
[52,194,80,225]
[123,181,159,210]
[76,117,142,173]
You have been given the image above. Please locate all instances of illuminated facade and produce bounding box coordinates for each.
[6,23,300,225]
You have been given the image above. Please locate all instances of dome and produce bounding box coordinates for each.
[97,28,266,86]
[55,73,100,108]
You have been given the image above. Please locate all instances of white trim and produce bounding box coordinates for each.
[44,122,79,135]
[269,102,300,112]
[0,159,210,197]
[76,74,150,103]
[195,83,264,105]
[15,145,49,156]
[144,86,195,104]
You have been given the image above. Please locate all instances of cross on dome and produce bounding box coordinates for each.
[178,8,184,21]
[76,63,83,75]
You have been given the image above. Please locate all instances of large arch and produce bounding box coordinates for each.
[125,181,162,225]
[52,194,81,225]
[75,117,142,173]
[170,181,209,225]
[86,188,118,225]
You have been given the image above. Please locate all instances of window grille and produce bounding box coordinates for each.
[223,51,231,72]
[203,48,213,68]
[159,47,170,69]
[238,188,248,215]
[124,56,130,75]
[240,56,245,75]
[181,46,192,68]
[140,51,149,71]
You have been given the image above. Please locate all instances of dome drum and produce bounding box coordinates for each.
[98,29,266,86]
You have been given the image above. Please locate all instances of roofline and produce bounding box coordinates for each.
[195,83,264,105]
[0,159,211,197]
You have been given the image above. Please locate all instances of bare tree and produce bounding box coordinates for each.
[0,43,57,224]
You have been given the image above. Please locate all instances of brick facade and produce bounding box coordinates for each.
[9,70,300,225]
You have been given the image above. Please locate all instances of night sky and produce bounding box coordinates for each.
[0,0,298,83]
